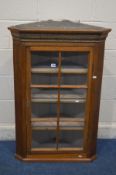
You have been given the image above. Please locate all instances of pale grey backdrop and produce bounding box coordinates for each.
[0,0,116,139]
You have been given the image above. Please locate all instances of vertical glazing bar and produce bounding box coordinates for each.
[56,52,62,150]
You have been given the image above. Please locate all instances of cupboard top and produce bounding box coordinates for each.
[8,20,111,42]
[8,20,111,33]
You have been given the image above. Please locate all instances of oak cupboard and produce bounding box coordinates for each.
[8,20,111,162]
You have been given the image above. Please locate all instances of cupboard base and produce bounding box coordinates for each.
[15,153,96,162]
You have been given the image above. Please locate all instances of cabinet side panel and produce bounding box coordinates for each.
[13,40,28,157]
[86,42,105,157]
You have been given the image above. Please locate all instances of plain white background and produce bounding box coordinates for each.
[0,0,116,139]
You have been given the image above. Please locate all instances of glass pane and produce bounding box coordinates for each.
[61,52,88,86]
[31,88,58,118]
[61,74,87,85]
[32,121,57,128]
[61,52,88,69]
[32,130,57,149]
[59,120,84,129]
[31,88,58,102]
[60,103,86,119]
[59,130,84,149]
[32,73,57,85]
[60,88,86,100]
[31,51,58,85]
[32,103,57,118]
[60,88,86,119]
[31,51,58,68]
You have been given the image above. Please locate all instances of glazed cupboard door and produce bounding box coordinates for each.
[27,47,93,154]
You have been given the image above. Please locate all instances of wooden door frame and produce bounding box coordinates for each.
[25,44,94,156]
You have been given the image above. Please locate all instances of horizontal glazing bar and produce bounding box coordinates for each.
[31,148,57,151]
[30,85,88,89]
[31,117,84,122]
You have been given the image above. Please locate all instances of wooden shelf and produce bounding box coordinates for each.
[32,67,58,73]
[31,67,88,74]
[31,85,58,88]
[58,148,83,151]
[31,117,57,122]
[31,93,86,100]
[60,118,84,122]
[32,126,56,130]
[31,98,57,103]
[31,118,84,130]
[32,122,84,128]
[31,98,85,103]
[32,126,84,130]
[31,89,86,103]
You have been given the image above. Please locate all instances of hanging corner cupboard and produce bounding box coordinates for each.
[8,20,111,162]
